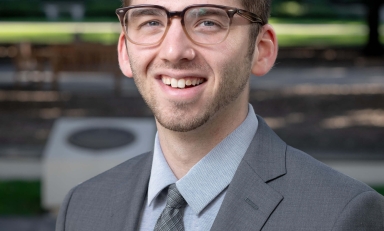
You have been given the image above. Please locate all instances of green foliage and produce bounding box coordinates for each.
[0,181,43,215]
[0,0,45,19]
[85,0,122,18]
[373,186,384,196]
[0,0,121,20]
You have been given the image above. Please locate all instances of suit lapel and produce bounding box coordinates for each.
[211,116,287,231]
[108,152,153,231]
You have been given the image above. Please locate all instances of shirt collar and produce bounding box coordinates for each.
[147,104,258,214]
[147,134,177,206]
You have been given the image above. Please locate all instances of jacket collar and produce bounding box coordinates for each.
[106,115,287,231]
[211,115,287,230]
[109,152,153,231]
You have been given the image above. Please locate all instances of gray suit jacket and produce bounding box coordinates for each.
[56,116,384,230]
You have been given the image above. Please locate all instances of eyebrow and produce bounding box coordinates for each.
[190,8,227,17]
[129,8,165,18]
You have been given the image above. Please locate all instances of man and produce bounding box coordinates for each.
[56,0,384,230]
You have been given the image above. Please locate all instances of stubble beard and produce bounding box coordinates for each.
[130,55,252,133]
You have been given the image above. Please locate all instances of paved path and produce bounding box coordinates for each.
[0,216,56,231]
[253,66,384,89]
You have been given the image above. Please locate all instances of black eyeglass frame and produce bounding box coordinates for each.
[116,4,266,46]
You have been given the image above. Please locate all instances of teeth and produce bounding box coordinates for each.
[178,79,186,88]
[171,78,178,88]
[162,77,204,89]
[165,77,171,85]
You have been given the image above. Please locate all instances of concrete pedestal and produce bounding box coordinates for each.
[42,117,156,210]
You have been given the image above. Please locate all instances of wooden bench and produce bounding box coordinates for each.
[49,43,122,94]
[12,43,47,88]
[11,42,123,94]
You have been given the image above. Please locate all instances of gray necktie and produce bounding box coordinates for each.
[154,184,187,231]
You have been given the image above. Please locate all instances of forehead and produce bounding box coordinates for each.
[129,0,242,10]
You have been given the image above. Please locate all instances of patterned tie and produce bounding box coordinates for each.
[154,184,187,231]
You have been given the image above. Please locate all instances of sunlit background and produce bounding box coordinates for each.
[0,0,383,230]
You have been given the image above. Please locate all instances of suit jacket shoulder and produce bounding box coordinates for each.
[211,116,384,231]
[56,151,153,231]
[275,146,383,230]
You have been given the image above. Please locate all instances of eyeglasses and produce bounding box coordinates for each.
[116,4,265,46]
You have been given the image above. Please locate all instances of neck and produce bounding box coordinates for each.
[157,95,249,179]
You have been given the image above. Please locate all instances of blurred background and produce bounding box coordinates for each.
[0,0,383,230]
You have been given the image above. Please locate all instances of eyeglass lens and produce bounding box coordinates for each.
[123,6,232,45]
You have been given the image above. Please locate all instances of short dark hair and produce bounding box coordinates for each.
[241,0,271,57]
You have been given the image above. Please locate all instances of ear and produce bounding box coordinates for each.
[118,32,133,78]
[251,24,278,76]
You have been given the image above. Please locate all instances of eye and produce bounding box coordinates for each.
[198,20,218,27]
[201,21,216,27]
[136,19,166,32]
[193,19,225,33]
[140,20,162,28]
[146,21,161,27]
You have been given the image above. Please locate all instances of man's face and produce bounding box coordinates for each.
[121,0,255,132]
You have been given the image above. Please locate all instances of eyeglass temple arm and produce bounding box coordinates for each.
[237,10,265,25]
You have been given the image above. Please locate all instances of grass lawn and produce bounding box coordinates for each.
[0,22,121,45]
[373,186,384,196]
[0,181,383,215]
[0,21,383,47]
[277,35,370,47]
[0,32,119,45]
[0,181,43,215]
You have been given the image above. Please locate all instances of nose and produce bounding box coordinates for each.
[158,18,196,64]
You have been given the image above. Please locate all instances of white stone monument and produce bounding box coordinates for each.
[42,117,156,211]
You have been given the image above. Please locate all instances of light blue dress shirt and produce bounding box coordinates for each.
[139,104,258,231]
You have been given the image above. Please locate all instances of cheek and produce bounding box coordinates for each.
[127,47,157,74]
[207,42,234,66]
[210,40,247,74]
[217,35,247,63]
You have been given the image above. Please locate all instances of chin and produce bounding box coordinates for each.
[155,111,211,133]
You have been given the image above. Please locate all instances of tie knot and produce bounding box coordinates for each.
[166,184,187,209]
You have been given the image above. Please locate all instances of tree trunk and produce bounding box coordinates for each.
[363,0,383,56]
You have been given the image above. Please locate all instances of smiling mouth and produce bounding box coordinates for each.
[161,76,206,89]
